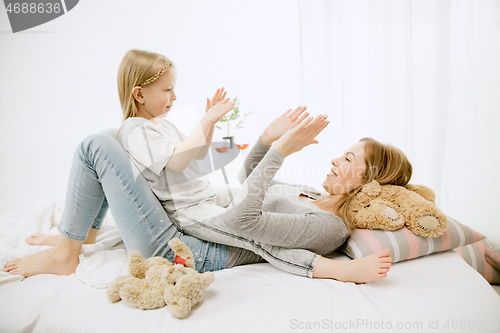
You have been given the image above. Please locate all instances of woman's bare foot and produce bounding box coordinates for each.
[313,249,392,283]
[26,233,61,246]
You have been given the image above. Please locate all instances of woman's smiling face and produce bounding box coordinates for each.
[323,141,366,195]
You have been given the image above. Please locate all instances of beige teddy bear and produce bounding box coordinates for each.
[347,180,448,238]
[107,238,215,319]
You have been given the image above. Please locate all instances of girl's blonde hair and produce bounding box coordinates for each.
[336,137,413,234]
[117,49,174,120]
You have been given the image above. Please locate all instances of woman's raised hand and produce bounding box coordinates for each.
[260,106,309,147]
[272,114,329,158]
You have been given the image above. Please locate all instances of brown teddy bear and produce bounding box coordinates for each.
[347,180,448,238]
[107,238,215,319]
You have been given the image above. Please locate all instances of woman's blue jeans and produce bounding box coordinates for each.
[57,132,227,273]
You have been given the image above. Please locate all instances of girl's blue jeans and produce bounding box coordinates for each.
[57,132,227,273]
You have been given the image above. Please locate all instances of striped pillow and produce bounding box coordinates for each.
[485,248,500,272]
[341,216,484,263]
[454,239,500,284]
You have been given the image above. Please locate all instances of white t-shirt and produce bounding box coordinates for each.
[118,117,216,212]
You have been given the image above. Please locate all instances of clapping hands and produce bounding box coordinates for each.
[204,87,235,125]
[272,112,329,158]
[206,87,228,112]
[260,107,310,147]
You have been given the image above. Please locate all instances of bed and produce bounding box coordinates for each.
[1,200,499,333]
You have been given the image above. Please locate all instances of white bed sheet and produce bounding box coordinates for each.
[1,202,499,333]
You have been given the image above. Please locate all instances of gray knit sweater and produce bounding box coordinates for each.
[225,138,349,267]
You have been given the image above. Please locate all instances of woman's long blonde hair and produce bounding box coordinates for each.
[117,49,174,120]
[336,137,413,234]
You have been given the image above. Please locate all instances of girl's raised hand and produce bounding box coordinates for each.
[272,114,329,158]
[206,87,228,113]
[204,97,236,125]
[260,106,309,146]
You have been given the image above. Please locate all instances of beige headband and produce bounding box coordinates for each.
[137,63,171,87]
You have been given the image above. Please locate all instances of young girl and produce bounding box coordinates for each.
[4,49,395,283]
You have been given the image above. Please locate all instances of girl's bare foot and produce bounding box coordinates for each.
[3,236,83,278]
[26,233,61,246]
[2,247,80,277]
[313,249,392,283]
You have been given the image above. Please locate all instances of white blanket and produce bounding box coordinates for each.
[1,202,500,333]
[0,201,129,288]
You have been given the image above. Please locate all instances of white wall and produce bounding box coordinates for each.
[0,0,300,214]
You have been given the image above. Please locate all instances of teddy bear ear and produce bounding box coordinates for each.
[359,180,381,197]
[405,184,436,202]
[200,272,215,287]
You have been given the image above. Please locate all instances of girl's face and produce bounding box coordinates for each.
[323,141,366,195]
[140,67,178,119]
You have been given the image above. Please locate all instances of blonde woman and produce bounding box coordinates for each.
[4,50,401,283]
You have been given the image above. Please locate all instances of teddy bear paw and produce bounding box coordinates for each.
[383,206,399,222]
[416,215,440,232]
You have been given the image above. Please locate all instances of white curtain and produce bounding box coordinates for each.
[295,0,500,240]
